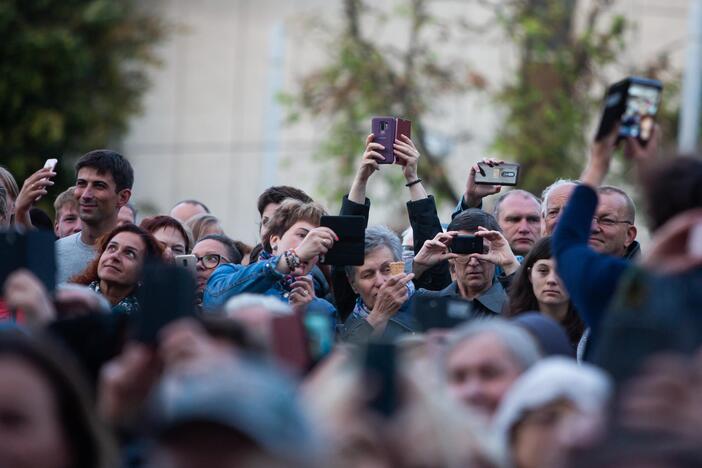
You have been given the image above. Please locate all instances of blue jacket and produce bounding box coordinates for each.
[552,185,629,334]
[202,255,337,318]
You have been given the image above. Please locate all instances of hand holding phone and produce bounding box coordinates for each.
[474,162,520,186]
[371,117,412,164]
[319,215,365,266]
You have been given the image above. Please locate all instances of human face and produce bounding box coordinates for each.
[269,220,317,276]
[350,246,396,309]
[153,226,188,260]
[192,239,232,293]
[542,184,576,236]
[170,202,207,224]
[450,231,495,299]
[529,259,570,318]
[512,399,577,468]
[589,192,636,257]
[259,202,279,238]
[97,232,147,289]
[74,168,130,227]
[446,333,524,418]
[498,194,541,256]
[54,205,81,238]
[117,205,135,226]
[0,357,72,468]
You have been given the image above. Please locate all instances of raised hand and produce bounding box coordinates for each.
[464,157,504,207]
[393,134,420,181]
[413,231,460,277]
[472,227,520,275]
[294,226,338,262]
[366,273,414,329]
[14,166,56,227]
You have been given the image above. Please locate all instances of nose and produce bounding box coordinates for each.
[374,271,387,287]
[591,217,601,233]
[517,218,530,233]
[467,255,480,266]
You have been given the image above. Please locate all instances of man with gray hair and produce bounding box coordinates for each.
[541,179,578,236]
[442,318,542,419]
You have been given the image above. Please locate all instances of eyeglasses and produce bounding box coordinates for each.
[592,216,633,227]
[196,254,230,270]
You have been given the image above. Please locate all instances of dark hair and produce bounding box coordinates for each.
[140,215,192,253]
[173,199,210,214]
[642,156,702,231]
[0,329,116,468]
[261,199,327,252]
[72,224,163,285]
[507,236,584,345]
[257,186,313,216]
[30,207,55,232]
[0,185,7,224]
[75,149,134,192]
[197,234,243,264]
[447,208,501,233]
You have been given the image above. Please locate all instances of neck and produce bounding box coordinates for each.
[456,280,489,300]
[81,215,117,245]
[99,280,134,306]
[539,301,569,322]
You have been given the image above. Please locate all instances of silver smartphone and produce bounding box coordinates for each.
[174,254,197,276]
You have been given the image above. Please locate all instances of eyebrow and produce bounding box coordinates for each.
[297,228,310,235]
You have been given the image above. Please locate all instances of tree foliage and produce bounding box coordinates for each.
[0,0,166,196]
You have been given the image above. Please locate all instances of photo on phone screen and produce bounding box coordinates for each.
[620,83,661,141]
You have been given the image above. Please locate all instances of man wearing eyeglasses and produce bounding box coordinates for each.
[590,186,639,259]
[191,234,242,301]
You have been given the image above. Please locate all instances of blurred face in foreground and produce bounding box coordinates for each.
[445,332,523,418]
[0,357,71,468]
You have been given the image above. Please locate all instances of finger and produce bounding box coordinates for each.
[400,134,416,148]
[367,142,385,151]
[398,273,415,285]
[365,134,374,145]
[317,227,339,241]
[365,151,386,162]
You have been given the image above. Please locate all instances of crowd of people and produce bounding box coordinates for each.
[0,120,701,468]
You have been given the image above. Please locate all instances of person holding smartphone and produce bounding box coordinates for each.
[202,199,337,318]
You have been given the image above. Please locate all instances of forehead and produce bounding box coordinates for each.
[501,193,540,215]
[76,167,116,185]
[532,258,554,268]
[285,220,316,233]
[358,246,395,271]
[193,239,229,256]
[262,203,280,218]
[546,184,576,208]
[449,333,515,367]
[597,192,628,215]
[108,232,145,251]
[154,226,185,242]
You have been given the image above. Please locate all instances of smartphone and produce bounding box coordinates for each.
[413,296,474,331]
[271,312,310,373]
[371,117,412,164]
[0,230,56,293]
[174,254,197,276]
[319,215,366,266]
[595,77,662,145]
[363,343,398,418]
[474,162,520,186]
[450,235,484,255]
[303,305,334,363]
[135,262,197,344]
[43,158,58,171]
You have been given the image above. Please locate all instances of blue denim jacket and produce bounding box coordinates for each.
[202,255,337,318]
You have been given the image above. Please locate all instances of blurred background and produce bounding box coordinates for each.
[0,0,695,244]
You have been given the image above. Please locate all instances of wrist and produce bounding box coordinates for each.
[366,312,387,329]
[501,256,520,275]
[464,193,481,208]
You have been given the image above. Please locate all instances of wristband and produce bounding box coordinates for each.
[405,178,422,187]
[284,249,301,271]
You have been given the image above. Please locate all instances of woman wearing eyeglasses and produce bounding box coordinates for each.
[191,234,243,303]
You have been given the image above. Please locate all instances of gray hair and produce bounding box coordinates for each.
[598,185,636,223]
[540,179,578,216]
[442,318,542,374]
[224,293,292,317]
[493,189,541,220]
[0,186,6,225]
[344,225,402,280]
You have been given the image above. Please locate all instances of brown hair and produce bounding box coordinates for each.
[186,213,223,243]
[71,224,163,286]
[261,199,327,253]
[507,236,584,345]
[140,215,192,253]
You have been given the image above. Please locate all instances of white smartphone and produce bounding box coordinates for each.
[174,254,197,276]
[43,158,58,171]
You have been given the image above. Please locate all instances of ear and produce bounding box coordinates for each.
[116,188,132,209]
[625,225,638,248]
[448,258,456,274]
[269,234,280,253]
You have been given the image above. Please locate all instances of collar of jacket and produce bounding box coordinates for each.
[439,281,506,315]
[624,241,641,260]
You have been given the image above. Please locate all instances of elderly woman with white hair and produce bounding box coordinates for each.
[340,225,416,344]
[493,357,611,468]
[441,318,543,420]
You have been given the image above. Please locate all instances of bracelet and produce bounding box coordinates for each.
[283,249,301,271]
[405,178,422,187]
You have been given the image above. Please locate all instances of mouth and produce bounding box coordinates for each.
[543,289,561,295]
[103,264,121,273]
[514,237,532,244]
[588,237,604,245]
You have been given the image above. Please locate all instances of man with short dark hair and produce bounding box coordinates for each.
[117,203,137,226]
[170,199,210,223]
[55,150,133,283]
[53,187,81,238]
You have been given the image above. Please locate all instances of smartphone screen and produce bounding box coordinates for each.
[450,235,484,255]
[620,83,661,142]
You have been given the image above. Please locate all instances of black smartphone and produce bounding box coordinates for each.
[412,296,475,331]
[319,215,366,266]
[0,230,56,293]
[474,162,520,186]
[450,235,484,255]
[363,343,398,418]
[135,262,197,344]
[595,76,662,145]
